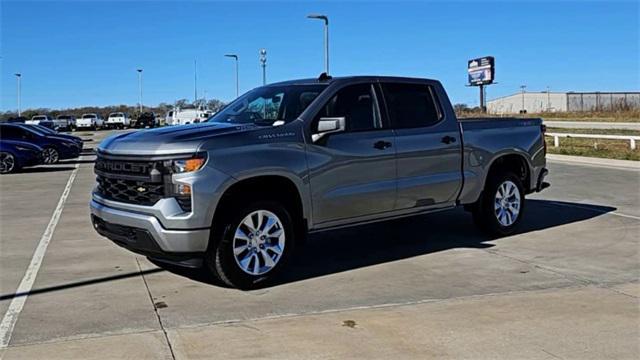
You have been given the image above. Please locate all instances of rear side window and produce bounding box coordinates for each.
[317,83,382,132]
[382,83,442,129]
[0,126,26,140]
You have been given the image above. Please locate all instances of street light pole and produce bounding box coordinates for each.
[225,54,239,98]
[14,73,21,117]
[194,59,198,104]
[520,85,527,113]
[307,14,329,74]
[259,49,267,85]
[137,69,143,113]
[546,86,551,112]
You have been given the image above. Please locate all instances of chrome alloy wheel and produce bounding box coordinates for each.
[0,152,15,173]
[494,180,521,227]
[42,147,59,164]
[232,210,285,276]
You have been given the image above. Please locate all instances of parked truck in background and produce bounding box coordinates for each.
[25,115,54,126]
[165,106,213,126]
[56,115,77,131]
[91,75,549,289]
[76,113,104,130]
[106,112,131,129]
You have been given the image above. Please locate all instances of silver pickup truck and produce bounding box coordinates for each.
[90,75,549,289]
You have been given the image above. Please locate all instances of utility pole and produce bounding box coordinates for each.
[136,69,143,113]
[546,86,551,112]
[224,54,239,98]
[479,84,485,113]
[259,49,267,85]
[307,14,329,74]
[520,85,527,113]
[14,73,21,116]
[194,59,198,104]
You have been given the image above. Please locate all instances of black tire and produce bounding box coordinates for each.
[206,201,296,289]
[472,171,525,237]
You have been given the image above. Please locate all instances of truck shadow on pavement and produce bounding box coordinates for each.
[161,199,616,289]
[0,199,617,300]
[19,166,78,174]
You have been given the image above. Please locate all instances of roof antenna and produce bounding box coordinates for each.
[318,72,332,81]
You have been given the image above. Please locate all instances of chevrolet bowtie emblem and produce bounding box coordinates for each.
[136,187,147,193]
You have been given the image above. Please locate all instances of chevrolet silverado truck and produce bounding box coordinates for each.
[90,75,549,289]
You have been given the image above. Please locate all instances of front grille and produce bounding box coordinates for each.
[96,176,164,205]
[94,154,168,206]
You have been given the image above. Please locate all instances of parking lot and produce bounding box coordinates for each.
[0,129,638,359]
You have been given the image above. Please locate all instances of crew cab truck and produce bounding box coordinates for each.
[106,112,130,129]
[77,113,104,130]
[90,75,549,289]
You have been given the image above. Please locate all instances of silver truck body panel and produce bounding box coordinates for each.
[91,75,547,258]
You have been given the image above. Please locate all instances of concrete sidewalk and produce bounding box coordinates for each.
[2,283,637,359]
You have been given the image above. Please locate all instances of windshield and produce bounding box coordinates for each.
[57,116,71,120]
[34,125,56,134]
[109,113,124,117]
[19,124,45,136]
[33,116,47,120]
[207,84,327,125]
[82,114,96,119]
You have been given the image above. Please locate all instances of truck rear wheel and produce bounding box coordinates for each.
[472,171,525,237]
[206,201,295,289]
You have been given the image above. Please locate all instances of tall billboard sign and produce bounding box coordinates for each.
[468,56,495,86]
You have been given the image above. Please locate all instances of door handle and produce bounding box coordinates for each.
[373,140,392,150]
[441,136,457,144]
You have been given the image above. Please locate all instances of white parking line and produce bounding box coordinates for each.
[0,164,79,349]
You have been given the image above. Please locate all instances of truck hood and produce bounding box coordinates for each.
[98,122,260,156]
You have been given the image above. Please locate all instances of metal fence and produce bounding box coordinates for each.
[567,92,640,112]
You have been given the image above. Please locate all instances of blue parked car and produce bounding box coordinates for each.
[25,124,83,149]
[0,123,81,164]
[0,139,43,174]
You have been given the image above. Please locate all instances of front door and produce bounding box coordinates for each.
[307,83,397,225]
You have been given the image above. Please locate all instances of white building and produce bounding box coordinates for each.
[487,92,640,114]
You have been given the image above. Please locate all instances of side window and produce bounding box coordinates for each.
[0,126,25,140]
[317,84,382,132]
[382,83,443,129]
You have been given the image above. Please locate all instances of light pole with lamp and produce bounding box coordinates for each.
[225,54,239,98]
[307,14,329,74]
[259,49,267,85]
[520,85,527,114]
[14,73,21,116]
[137,69,143,113]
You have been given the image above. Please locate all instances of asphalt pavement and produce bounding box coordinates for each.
[0,129,638,359]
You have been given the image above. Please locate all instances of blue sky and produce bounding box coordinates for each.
[1,0,638,110]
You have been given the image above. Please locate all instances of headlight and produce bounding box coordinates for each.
[172,154,206,174]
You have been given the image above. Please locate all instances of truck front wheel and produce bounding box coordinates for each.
[472,171,525,237]
[207,201,295,289]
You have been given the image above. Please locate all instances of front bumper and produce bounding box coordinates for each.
[90,199,209,266]
[60,146,81,159]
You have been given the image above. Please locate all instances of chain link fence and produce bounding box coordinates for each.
[567,92,640,112]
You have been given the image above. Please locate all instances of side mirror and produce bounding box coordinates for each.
[312,117,345,142]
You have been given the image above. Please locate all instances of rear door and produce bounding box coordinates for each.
[307,82,397,225]
[381,82,462,209]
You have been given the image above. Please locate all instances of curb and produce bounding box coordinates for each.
[547,154,640,170]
